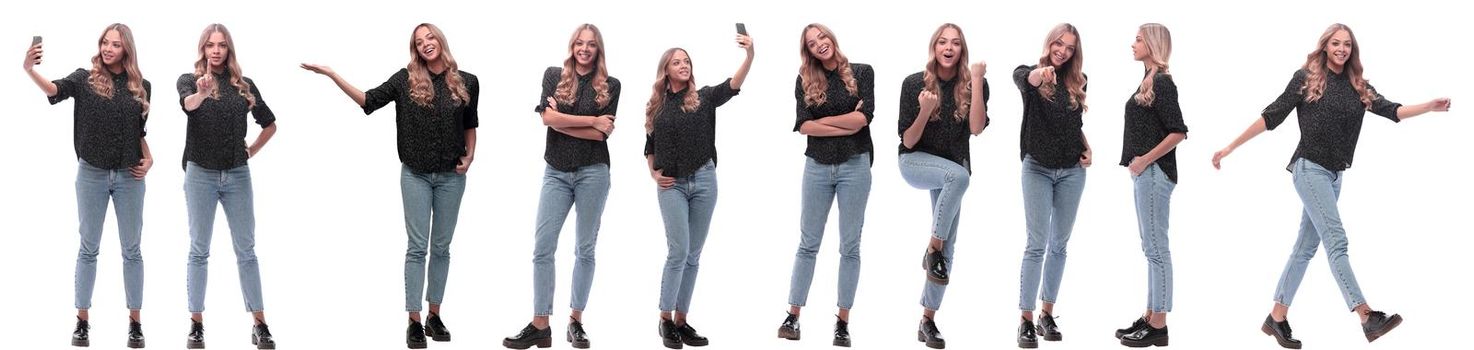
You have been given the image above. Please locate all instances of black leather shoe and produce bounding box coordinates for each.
[567,317,590,349]
[658,319,683,349]
[1259,315,1301,349]
[676,323,709,347]
[502,323,551,349]
[1036,313,1062,341]
[917,316,944,349]
[923,248,949,285]
[833,316,851,347]
[1362,311,1402,343]
[777,312,800,340]
[1017,318,1038,349]
[127,319,145,349]
[186,319,205,349]
[425,312,452,342]
[252,321,276,349]
[1116,316,1147,339]
[1120,324,1168,347]
[71,317,89,347]
[406,319,428,349]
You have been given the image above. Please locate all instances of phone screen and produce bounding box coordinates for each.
[736,23,747,35]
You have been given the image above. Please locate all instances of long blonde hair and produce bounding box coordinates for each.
[1133,23,1171,107]
[554,24,612,108]
[924,23,972,122]
[1037,23,1087,112]
[407,23,470,107]
[1300,23,1376,107]
[193,24,255,109]
[798,23,857,107]
[644,48,699,133]
[88,23,149,116]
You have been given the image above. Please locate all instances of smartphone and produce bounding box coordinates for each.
[735,23,747,35]
[31,36,42,65]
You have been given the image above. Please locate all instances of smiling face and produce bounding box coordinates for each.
[98,29,124,67]
[572,28,599,68]
[804,26,835,63]
[1323,29,1352,70]
[665,49,691,84]
[1049,32,1077,66]
[932,26,963,69]
[204,31,229,70]
[414,25,441,63]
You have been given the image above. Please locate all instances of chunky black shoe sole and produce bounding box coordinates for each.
[1260,323,1301,349]
[1036,325,1062,341]
[1121,335,1168,347]
[502,337,551,349]
[923,252,949,285]
[833,337,850,347]
[186,340,205,349]
[127,339,144,349]
[426,327,451,342]
[252,335,276,349]
[778,326,800,340]
[71,339,89,347]
[567,333,590,349]
[1364,314,1402,343]
[916,331,945,349]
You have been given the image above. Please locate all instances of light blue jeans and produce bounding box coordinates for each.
[657,161,717,313]
[401,164,467,312]
[74,159,145,310]
[184,162,263,312]
[1132,164,1175,312]
[787,153,871,310]
[1018,155,1086,311]
[898,152,968,311]
[532,164,611,316]
[1273,158,1366,311]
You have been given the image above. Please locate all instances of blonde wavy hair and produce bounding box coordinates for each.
[644,48,699,133]
[1133,23,1171,107]
[407,23,470,107]
[88,23,149,116]
[554,24,612,108]
[193,24,256,109]
[1037,23,1087,112]
[798,23,857,107]
[1300,23,1376,108]
[924,23,972,122]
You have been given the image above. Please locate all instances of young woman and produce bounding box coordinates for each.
[897,23,989,350]
[1013,23,1088,349]
[775,23,875,348]
[301,23,480,349]
[25,23,152,349]
[502,23,620,350]
[645,31,754,349]
[1113,23,1186,348]
[176,23,278,350]
[1211,23,1451,349]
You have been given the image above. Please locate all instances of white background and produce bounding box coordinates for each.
[1,0,1468,349]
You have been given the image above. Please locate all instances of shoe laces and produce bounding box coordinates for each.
[255,321,272,337]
